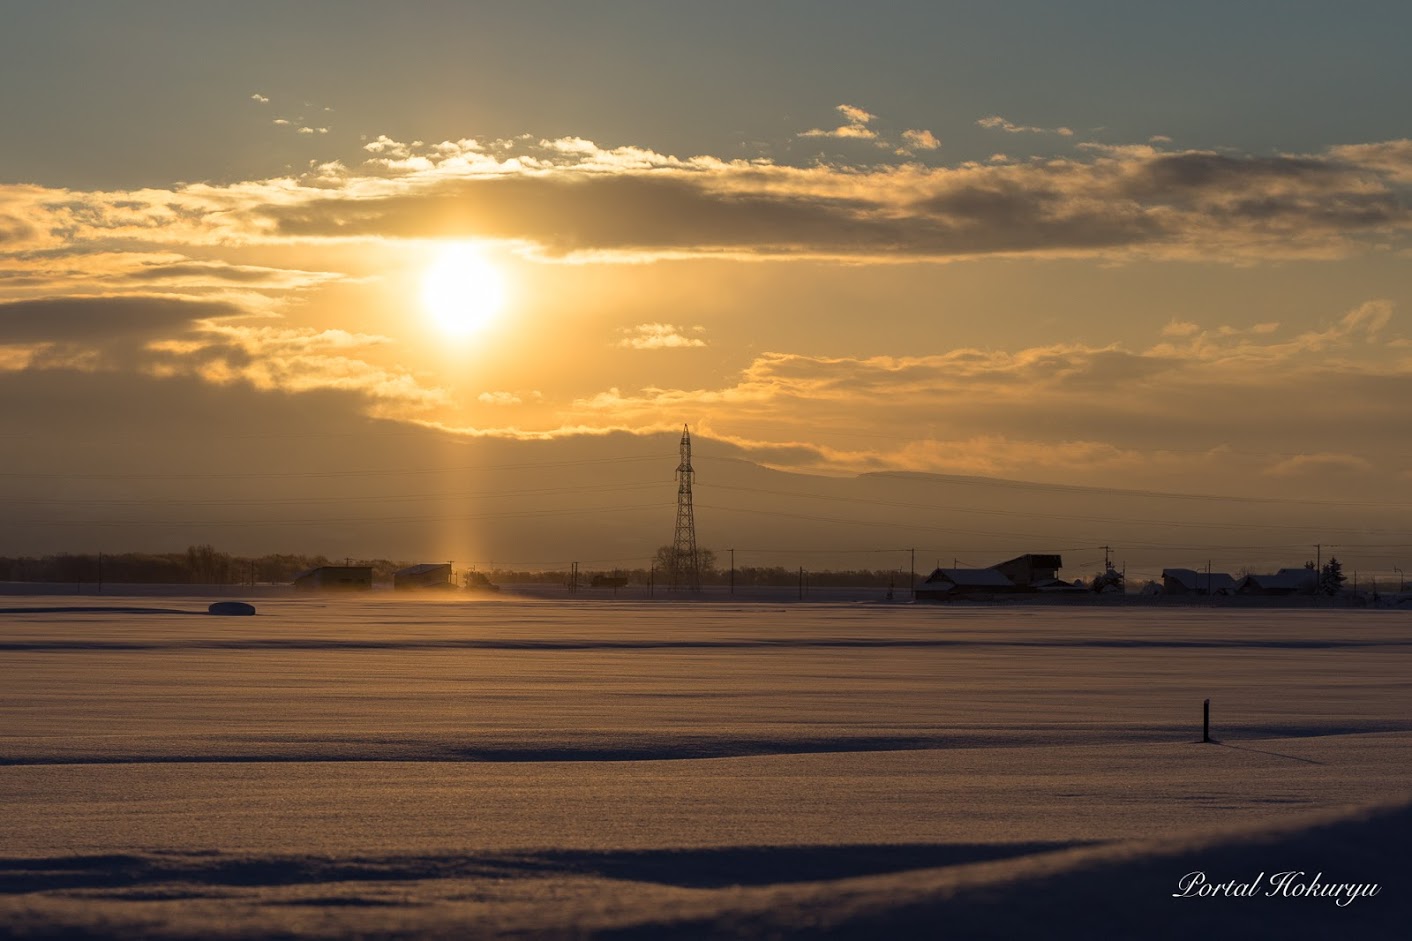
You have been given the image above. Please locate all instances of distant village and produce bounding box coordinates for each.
[5,426,1405,605]
[295,553,1380,601]
[3,547,1407,606]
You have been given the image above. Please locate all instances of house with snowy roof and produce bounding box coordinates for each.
[1162,568,1237,596]
[1236,568,1317,596]
[914,553,1071,600]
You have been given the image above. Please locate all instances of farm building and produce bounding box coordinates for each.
[590,574,629,589]
[914,567,1016,600]
[394,563,453,590]
[292,566,373,591]
[915,553,1072,600]
[992,554,1066,589]
[1161,568,1238,596]
[1236,568,1317,596]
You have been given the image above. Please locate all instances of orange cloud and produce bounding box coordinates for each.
[617,323,707,350]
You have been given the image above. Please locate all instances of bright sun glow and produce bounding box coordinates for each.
[420,244,506,337]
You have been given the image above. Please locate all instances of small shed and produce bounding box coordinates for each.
[292,566,374,591]
[394,563,454,590]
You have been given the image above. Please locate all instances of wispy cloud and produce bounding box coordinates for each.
[978,115,1075,137]
[478,390,523,406]
[0,295,444,413]
[250,93,270,104]
[799,104,880,141]
[1264,452,1374,477]
[897,128,941,155]
[566,301,1410,480]
[617,323,707,350]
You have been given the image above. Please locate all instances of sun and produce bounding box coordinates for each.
[420,244,506,337]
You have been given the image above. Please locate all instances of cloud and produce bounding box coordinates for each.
[617,323,708,350]
[0,296,238,344]
[561,300,1410,481]
[0,212,37,247]
[0,294,443,413]
[898,129,941,154]
[123,259,341,290]
[478,390,523,406]
[799,104,880,141]
[238,135,1411,263]
[978,115,1075,137]
[1264,452,1374,477]
[5,133,1412,273]
[250,94,269,104]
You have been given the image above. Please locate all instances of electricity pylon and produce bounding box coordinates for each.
[670,424,701,591]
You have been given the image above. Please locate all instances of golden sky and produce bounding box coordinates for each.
[3,3,1411,573]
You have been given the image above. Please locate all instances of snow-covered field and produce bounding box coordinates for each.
[2,598,1409,938]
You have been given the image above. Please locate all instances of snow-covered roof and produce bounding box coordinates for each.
[995,554,1063,570]
[395,563,451,577]
[1240,570,1316,592]
[921,568,1015,588]
[1162,568,1237,591]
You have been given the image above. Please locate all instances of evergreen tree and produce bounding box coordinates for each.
[1320,556,1346,596]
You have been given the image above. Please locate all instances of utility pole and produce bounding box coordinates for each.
[798,566,804,601]
[1315,544,1322,604]
[729,548,735,595]
[910,548,916,600]
[97,552,103,594]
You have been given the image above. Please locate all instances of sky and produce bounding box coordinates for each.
[3,1,1412,574]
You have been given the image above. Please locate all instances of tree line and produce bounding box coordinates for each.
[0,544,915,588]
[0,546,406,586]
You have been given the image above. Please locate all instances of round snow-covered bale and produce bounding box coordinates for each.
[209,601,257,616]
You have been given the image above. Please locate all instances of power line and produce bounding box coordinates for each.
[1,481,665,509]
[0,453,665,482]
[705,483,1411,537]
[3,502,673,529]
[858,470,1412,511]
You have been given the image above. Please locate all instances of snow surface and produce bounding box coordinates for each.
[1,598,1409,938]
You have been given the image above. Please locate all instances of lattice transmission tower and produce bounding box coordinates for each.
[670,424,701,591]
